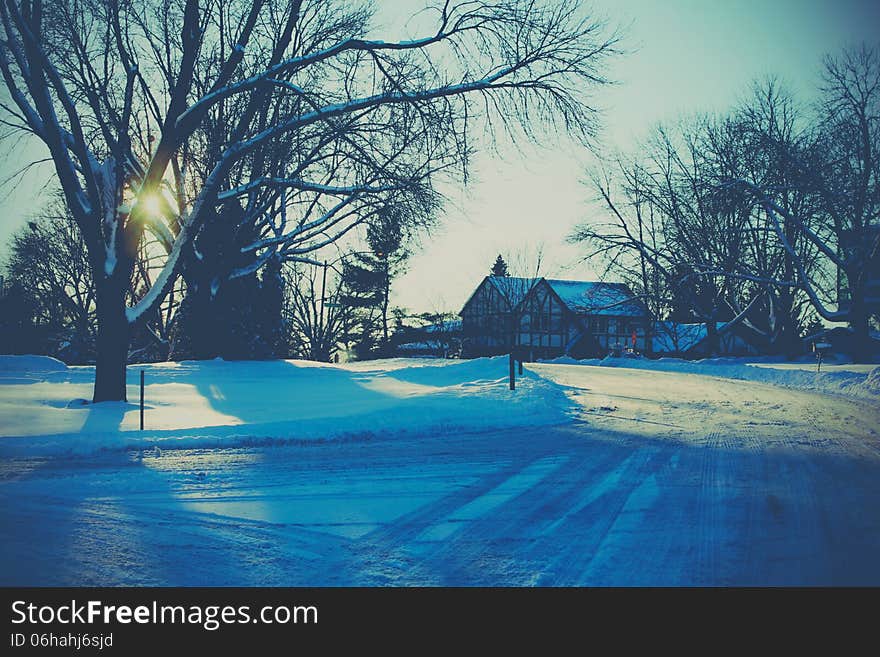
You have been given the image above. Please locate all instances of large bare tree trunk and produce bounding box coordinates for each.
[848,288,871,362]
[92,277,130,403]
[705,318,718,357]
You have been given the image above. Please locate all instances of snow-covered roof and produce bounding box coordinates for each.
[422,319,462,333]
[544,279,644,317]
[461,276,644,317]
[487,276,540,308]
[652,322,729,353]
[398,341,447,352]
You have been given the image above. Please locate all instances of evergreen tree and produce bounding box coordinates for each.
[0,278,45,354]
[340,260,384,359]
[341,208,409,358]
[257,257,288,358]
[491,255,509,277]
[171,202,269,360]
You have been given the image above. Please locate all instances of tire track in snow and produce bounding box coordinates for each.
[694,430,728,584]
[693,426,830,585]
[343,452,562,584]
[569,443,703,586]
[693,429,779,585]
[4,365,880,586]
[519,446,660,584]
[507,443,664,586]
[749,425,837,585]
[521,447,656,585]
[402,434,637,585]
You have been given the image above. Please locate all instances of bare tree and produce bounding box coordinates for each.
[729,45,880,359]
[710,80,824,355]
[285,261,350,361]
[573,159,665,354]
[5,205,95,360]
[3,197,181,362]
[0,0,621,400]
[575,125,758,358]
[575,81,829,357]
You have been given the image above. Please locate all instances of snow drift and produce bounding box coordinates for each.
[0,355,68,372]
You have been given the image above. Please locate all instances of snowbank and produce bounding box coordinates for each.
[0,356,573,457]
[0,355,67,372]
[541,355,880,400]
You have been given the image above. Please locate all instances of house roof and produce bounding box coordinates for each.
[487,276,540,308]
[460,275,538,315]
[543,279,644,317]
[651,321,730,353]
[460,276,645,318]
[422,319,463,334]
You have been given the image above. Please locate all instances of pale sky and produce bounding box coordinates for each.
[1,0,878,315]
[389,0,880,314]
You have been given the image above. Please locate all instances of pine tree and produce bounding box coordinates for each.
[491,255,509,277]
[340,208,409,358]
[0,278,44,355]
[171,202,268,360]
[257,257,287,358]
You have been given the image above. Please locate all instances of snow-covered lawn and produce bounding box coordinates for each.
[0,355,569,456]
[1,355,879,585]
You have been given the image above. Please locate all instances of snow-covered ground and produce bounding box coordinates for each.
[1,355,879,585]
[0,355,569,456]
[542,354,880,401]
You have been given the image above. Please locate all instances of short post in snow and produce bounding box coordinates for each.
[813,341,832,374]
[519,357,523,375]
[140,369,145,431]
[509,351,515,391]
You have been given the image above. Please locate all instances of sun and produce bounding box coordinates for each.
[138,192,162,218]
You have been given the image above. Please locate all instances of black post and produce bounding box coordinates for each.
[509,352,515,391]
[518,356,523,375]
[140,369,144,430]
[320,260,328,333]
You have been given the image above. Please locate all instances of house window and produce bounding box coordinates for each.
[591,317,608,334]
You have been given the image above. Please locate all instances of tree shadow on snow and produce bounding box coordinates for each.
[184,359,405,432]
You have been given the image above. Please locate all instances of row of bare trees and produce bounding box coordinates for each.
[573,44,879,360]
[0,0,621,400]
[1,200,185,362]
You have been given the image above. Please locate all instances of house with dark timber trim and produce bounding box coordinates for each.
[459,276,648,359]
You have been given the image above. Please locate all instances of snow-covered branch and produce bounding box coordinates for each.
[217,178,399,201]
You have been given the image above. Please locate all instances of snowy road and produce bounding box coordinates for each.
[2,363,879,585]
